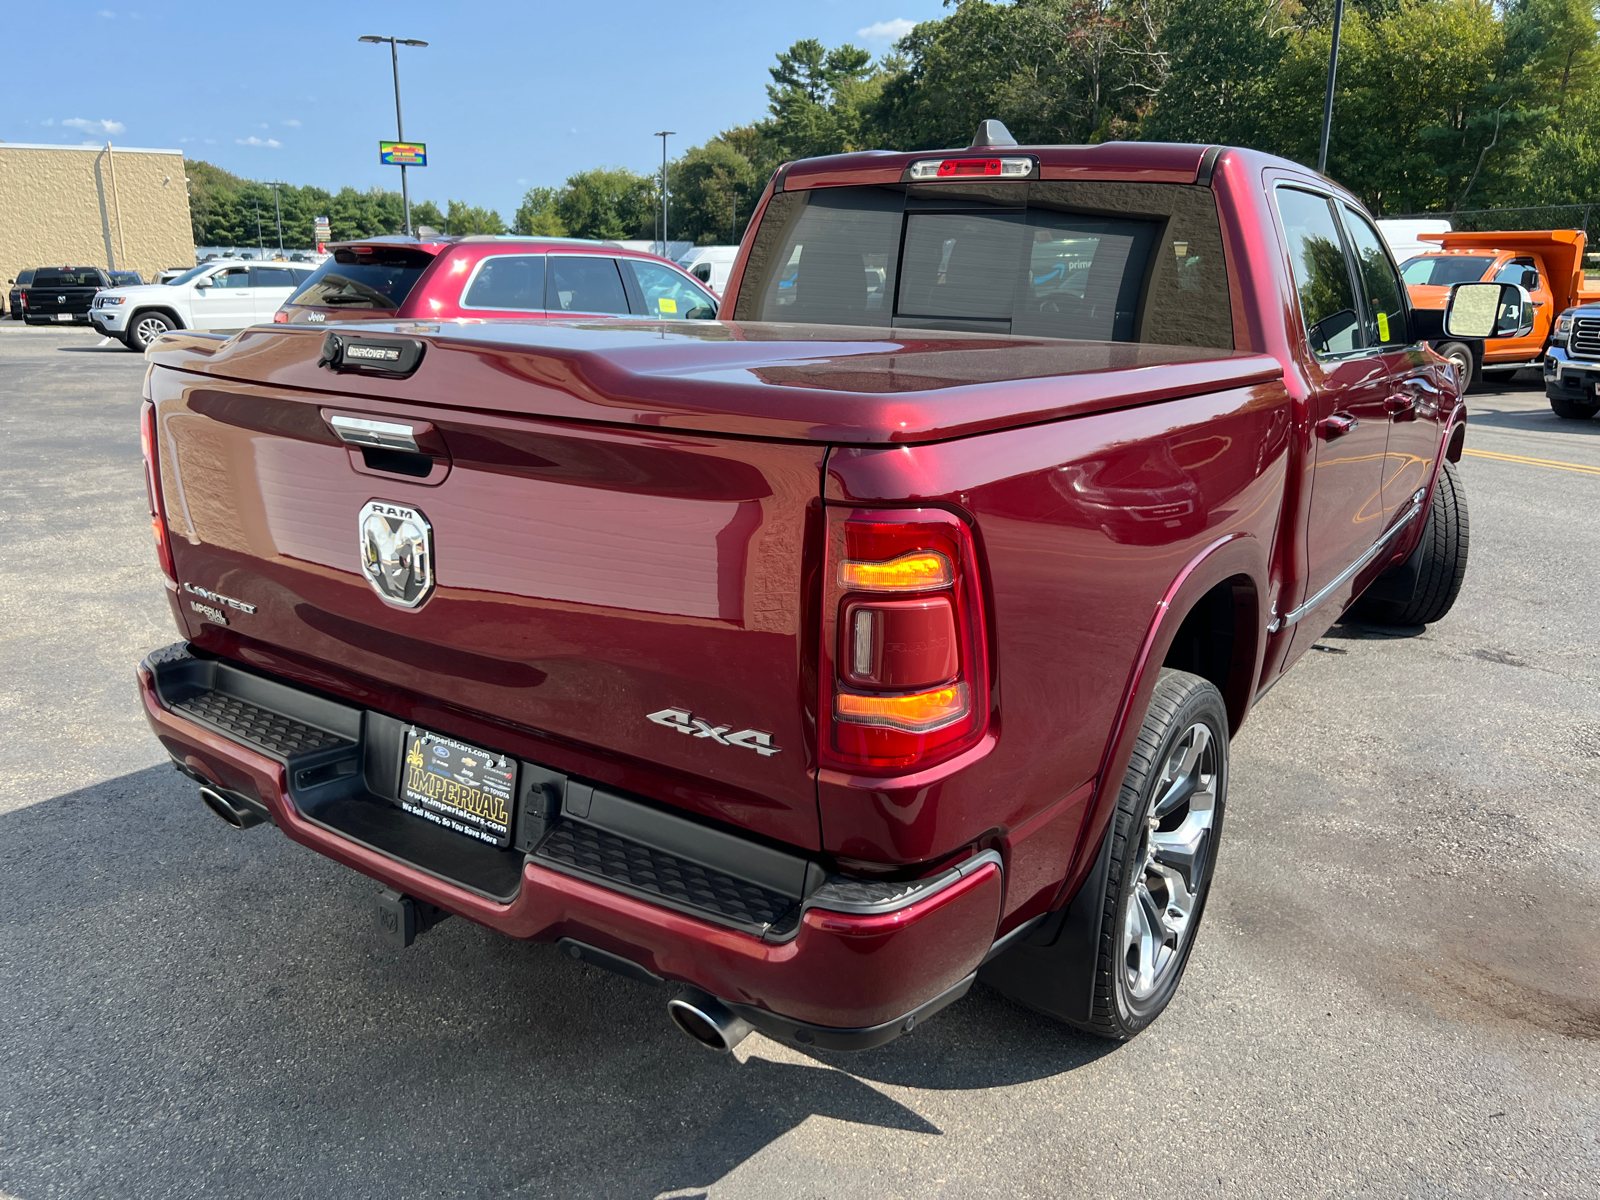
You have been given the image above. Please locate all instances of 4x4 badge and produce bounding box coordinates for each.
[646,708,781,756]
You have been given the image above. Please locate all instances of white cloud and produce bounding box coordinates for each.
[97,9,115,17]
[858,18,913,41]
[177,136,191,143]
[282,118,301,127]
[42,118,54,126]
[236,136,281,148]
[61,117,126,135]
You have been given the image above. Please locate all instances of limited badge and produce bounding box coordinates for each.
[358,500,433,608]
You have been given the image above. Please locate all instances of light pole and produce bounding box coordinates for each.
[272,181,284,256]
[1317,0,1345,176]
[360,34,429,236]
[654,130,674,256]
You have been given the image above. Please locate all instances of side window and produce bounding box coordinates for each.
[291,269,313,284]
[1340,206,1408,348]
[1493,256,1541,292]
[691,262,712,284]
[1276,188,1361,358]
[463,255,547,311]
[546,256,629,314]
[213,267,251,289]
[626,260,718,319]
[250,267,297,288]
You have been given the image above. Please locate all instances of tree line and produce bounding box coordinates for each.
[187,160,506,247]
[191,0,1600,250]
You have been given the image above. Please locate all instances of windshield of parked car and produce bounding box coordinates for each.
[286,247,434,309]
[109,272,142,286]
[32,269,103,287]
[1400,255,1495,286]
[167,265,212,287]
[734,181,1233,347]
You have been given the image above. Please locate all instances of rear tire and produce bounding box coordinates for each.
[1436,341,1478,394]
[984,670,1228,1042]
[1548,392,1599,420]
[1353,459,1469,626]
[128,311,174,352]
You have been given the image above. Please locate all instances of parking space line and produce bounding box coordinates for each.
[1462,448,1600,476]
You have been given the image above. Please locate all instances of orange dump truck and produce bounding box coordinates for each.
[1400,229,1600,386]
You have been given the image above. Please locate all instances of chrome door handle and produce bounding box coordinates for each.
[1384,393,1416,420]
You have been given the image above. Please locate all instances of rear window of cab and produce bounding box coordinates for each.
[1399,256,1497,287]
[734,180,1233,348]
[287,247,436,311]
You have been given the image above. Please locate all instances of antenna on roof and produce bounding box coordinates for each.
[969,120,1018,149]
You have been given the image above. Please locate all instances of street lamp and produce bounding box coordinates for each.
[272,181,284,256]
[360,34,429,236]
[1316,0,1345,176]
[654,130,675,256]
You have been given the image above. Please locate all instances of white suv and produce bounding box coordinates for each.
[90,261,315,351]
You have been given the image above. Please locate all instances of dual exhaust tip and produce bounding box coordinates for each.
[667,987,752,1053]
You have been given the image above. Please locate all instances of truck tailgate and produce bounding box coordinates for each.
[148,370,825,849]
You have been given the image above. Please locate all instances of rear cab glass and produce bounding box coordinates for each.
[287,247,434,310]
[33,269,104,287]
[734,179,1232,348]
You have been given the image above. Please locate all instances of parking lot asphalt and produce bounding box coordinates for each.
[1,322,1596,1200]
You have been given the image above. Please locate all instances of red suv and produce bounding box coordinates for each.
[276,235,719,326]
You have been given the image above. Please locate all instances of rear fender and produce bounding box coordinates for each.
[1053,532,1265,909]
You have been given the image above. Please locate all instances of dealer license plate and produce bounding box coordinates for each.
[398,728,517,847]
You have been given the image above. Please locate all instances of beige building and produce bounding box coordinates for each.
[0,142,194,292]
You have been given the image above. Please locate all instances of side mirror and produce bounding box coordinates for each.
[1445,281,1534,339]
[193,278,211,290]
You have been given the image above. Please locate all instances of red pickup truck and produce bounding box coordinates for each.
[136,127,1508,1052]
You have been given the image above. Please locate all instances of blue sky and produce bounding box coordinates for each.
[5,1,950,218]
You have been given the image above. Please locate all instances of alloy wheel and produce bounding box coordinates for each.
[1122,721,1218,1000]
[134,316,169,348]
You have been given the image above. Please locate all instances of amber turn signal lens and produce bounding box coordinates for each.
[836,683,970,733]
[838,550,953,592]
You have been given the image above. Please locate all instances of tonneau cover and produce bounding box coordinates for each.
[147,320,1283,445]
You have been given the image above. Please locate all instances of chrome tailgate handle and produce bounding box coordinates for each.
[328,415,423,452]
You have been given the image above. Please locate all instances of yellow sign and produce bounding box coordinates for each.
[1377,311,1390,341]
[658,296,677,314]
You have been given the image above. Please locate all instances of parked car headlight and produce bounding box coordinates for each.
[98,296,126,306]
[1554,313,1573,334]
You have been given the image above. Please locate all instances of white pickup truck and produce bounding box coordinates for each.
[90,261,314,351]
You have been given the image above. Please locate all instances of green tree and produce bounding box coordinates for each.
[410,199,447,234]
[513,186,568,236]
[445,199,507,235]
[668,140,762,245]
[555,167,656,240]
[1140,0,1290,146]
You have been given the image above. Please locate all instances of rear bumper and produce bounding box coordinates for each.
[25,311,91,324]
[138,644,1003,1044]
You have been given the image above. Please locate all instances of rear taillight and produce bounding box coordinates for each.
[272,309,289,323]
[821,509,990,772]
[140,401,175,581]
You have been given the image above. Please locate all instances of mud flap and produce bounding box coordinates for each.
[977,816,1115,1025]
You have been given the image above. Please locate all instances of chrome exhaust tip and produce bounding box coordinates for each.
[197,785,266,830]
[667,987,753,1053]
